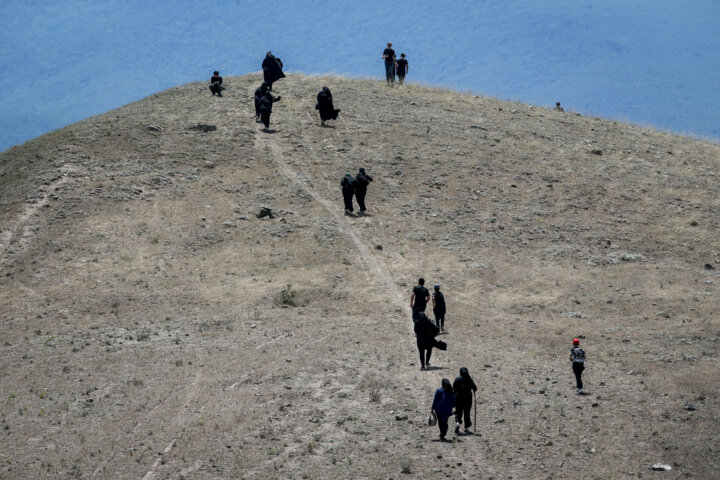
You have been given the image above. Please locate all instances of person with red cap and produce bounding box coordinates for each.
[570,338,586,394]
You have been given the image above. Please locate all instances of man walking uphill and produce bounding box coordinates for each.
[570,338,586,394]
[410,277,430,321]
[340,172,356,215]
[354,167,373,214]
[432,284,446,331]
[381,42,396,86]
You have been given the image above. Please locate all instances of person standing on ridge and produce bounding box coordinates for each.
[414,311,439,370]
[395,53,408,85]
[453,367,477,434]
[410,277,430,320]
[340,172,356,215]
[316,86,341,126]
[354,167,373,214]
[570,338,586,394]
[258,89,281,132]
[554,102,564,112]
[209,71,224,96]
[432,284,446,331]
[262,52,285,90]
[430,378,456,441]
[382,42,396,86]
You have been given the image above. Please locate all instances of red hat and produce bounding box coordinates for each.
[572,338,580,345]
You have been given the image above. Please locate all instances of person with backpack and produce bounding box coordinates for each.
[430,378,456,441]
[410,277,430,321]
[257,88,281,132]
[354,167,373,214]
[262,52,285,91]
[414,311,439,370]
[432,284,446,331]
[316,86,341,127]
[453,367,477,434]
[570,338,586,394]
[340,172,356,215]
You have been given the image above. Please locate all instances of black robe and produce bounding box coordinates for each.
[262,53,285,86]
[254,84,269,116]
[316,87,340,121]
[258,91,280,115]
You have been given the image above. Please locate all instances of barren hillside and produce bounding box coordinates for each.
[1,74,719,479]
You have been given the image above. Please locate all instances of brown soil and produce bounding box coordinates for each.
[1,73,719,479]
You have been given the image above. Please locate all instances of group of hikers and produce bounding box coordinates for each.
[208,48,588,442]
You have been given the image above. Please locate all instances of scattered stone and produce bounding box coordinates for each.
[146,125,162,131]
[591,149,603,155]
[592,403,599,408]
[375,244,383,251]
[684,402,697,411]
[203,161,215,169]
[651,463,672,471]
[395,413,408,421]
[705,263,714,270]
[188,124,217,132]
[494,418,505,424]
[310,417,320,423]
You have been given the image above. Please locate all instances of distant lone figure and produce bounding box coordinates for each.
[382,42,396,86]
[570,338,586,394]
[396,53,408,85]
[410,277,430,320]
[209,71,224,96]
[430,378,455,441]
[554,102,564,112]
[340,172,356,214]
[432,284,446,331]
[316,86,341,126]
[262,52,285,91]
[254,82,270,122]
[354,167,373,214]
[258,89,281,132]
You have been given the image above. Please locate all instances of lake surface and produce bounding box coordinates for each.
[1,0,718,151]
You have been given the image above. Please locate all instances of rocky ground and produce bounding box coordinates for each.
[0,74,719,479]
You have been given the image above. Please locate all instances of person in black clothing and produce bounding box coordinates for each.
[316,86,341,126]
[410,277,430,320]
[209,71,224,96]
[262,52,285,90]
[453,367,477,433]
[354,167,373,214]
[381,42,396,86]
[414,312,439,370]
[254,82,270,122]
[432,284,446,331]
[395,54,408,85]
[570,338,586,394]
[340,172,356,214]
[258,89,281,132]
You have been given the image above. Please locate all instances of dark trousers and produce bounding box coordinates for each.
[255,101,261,118]
[209,84,224,95]
[342,191,354,212]
[417,341,433,368]
[438,418,449,438]
[455,402,472,429]
[573,362,584,389]
[385,62,395,84]
[397,74,406,85]
[434,309,445,328]
[260,112,271,129]
[356,190,367,211]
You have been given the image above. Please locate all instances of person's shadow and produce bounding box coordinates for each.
[424,366,446,371]
[261,128,277,134]
[321,124,336,129]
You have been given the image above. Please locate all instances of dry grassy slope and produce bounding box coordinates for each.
[0,73,719,479]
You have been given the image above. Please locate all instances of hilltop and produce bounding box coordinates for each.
[1,74,719,479]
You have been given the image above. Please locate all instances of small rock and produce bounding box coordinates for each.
[651,463,672,471]
[310,417,320,423]
[256,206,274,219]
[188,124,217,132]
[591,149,603,155]
[395,413,408,421]
[592,403,599,408]
[684,402,697,411]
[146,125,162,131]
[704,263,714,270]
[375,245,383,251]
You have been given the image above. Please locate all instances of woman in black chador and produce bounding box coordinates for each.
[316,86,341,126]
[262,52,285,90]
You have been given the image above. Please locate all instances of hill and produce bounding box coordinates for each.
[1,74,719,479]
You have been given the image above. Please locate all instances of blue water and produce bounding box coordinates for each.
[1,1,718,151]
